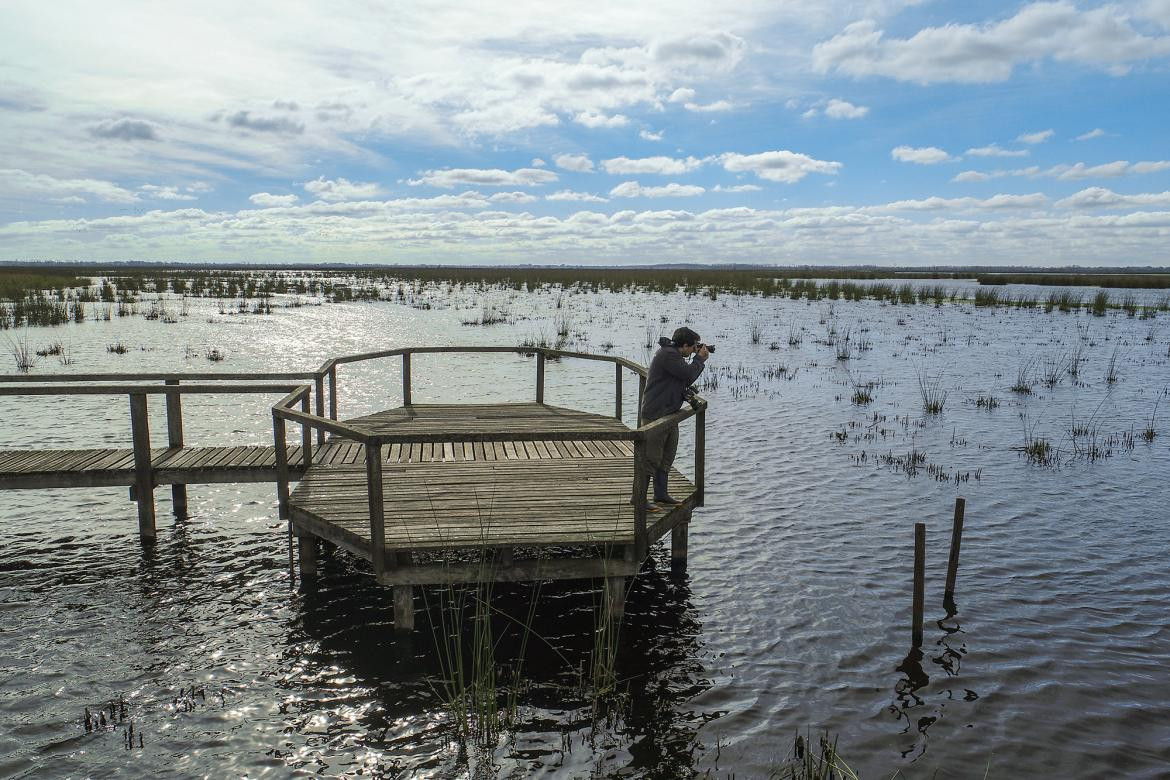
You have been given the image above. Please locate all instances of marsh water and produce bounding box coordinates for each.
[2,279,1169,778]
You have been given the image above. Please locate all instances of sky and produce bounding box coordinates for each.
[1,0,1169,267]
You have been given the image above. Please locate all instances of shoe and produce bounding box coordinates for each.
[653,470,681,504]
[628,498,661,513]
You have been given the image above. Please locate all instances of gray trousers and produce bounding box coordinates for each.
[631,422,679,501]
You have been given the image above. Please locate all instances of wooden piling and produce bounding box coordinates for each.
[299,393,313,467]
[128,392,155,540]
[632,439,648,559]
[636,374,646,427]
[912,522,925,647]
[328,364,338,420]
[614,363,622,420]
[164,379,187,517]
[402,352,412,405]
[536,351,545,404]
[695,406,706,507]
[272,411,292,578]
[393,585,414,631]
[944,497,966,602]
[671,513,689,568]
[365,442,385,579]
[314,374,326,446]
[604,575,626,619]
[298,534,318,579]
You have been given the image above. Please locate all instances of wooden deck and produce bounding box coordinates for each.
[2,346,708,632]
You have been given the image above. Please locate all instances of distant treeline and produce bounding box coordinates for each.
[977,273,1170,289]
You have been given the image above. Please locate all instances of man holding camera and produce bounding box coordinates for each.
[632,326,710,511]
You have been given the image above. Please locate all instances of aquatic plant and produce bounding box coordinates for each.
[749,316,764,345]
[1010,357,1035,394]
[1142,393,1162,442]
[974,394,1000,410]
[766,731,858,780]
[1104,347,1120,384]
[916,368,948,414]
[7,336,36,372]
[1091,290,1109,316]
[1040,351,1069,388]
[107,341,129,355]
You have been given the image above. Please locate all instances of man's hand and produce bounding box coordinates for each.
[697,344,710,360]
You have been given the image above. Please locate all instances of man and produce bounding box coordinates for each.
[632,326,710,511]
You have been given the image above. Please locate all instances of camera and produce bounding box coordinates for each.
[683,385,702,409]
[696,342,715,354]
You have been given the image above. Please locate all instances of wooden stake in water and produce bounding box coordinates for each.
[912,522,925,647]
[944,497,966,602]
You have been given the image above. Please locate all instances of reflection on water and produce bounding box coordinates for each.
[2,283,1170,777]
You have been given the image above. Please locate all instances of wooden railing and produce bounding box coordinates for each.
[271,346,707,572]
[0,380,312,538]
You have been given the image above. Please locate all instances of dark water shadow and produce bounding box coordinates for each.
[288,546,712,776]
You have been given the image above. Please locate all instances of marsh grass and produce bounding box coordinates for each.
[763,731,858,780]
[1105,347,1120,384]
[1092,290,1109,317]
[974,394,1000,410]
[106,341,129,355]
[1017,411,1057,466]
[749,316,764,345]
[1040,351,1069,388]
[916,368,947,414]
[7,336,36,372]
[1010,357,1036,394]
[850,379,874,405]
[1142,393,1162,442]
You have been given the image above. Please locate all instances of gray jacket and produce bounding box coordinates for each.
[640,337,707,421]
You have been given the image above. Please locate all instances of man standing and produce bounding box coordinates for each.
[632,327,710,511]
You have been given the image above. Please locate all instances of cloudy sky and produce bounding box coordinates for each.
[1,0,1169,266]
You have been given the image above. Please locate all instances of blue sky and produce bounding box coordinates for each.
[1,0,1169,266]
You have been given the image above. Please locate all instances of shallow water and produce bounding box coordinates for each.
[2,283,1169,778]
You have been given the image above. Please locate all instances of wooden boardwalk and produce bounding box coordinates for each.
[2,346,708,631]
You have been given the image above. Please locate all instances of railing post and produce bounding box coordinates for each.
[536,351,545,404]
[164,379,187,517]
[614,363,622,420]
[273,410,293,581]
[637,374,646,428]
[314,373,326,446]
[402,352,412,406]
[695,404,706,507]
[633,437,648,560]
[328,363,338,420]
[129,392,156,540]
[300,392,313,468]
[366,441,386,580]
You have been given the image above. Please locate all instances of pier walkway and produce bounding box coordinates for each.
[1,346,708,630]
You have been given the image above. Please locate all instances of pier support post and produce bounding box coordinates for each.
[604,576,626,620]
[393,585,414,632]
[944,497,966,613]
[129,392,156,540]
[912,522,926,648]
[298,535,318,580]
[164,380,187,517]
[314,373,326,446]
[671,513,690,570]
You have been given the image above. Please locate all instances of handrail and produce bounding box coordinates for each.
[0,371,317,382]
[0,383,308,396]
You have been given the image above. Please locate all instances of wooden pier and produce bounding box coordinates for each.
[1,347,708,630]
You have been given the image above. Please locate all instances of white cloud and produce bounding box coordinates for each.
[9,196,1170,267]
[0,168,140,204]
[639,129,664,141]
[531,158,547,167]
[140,184,196,201]
[1055,187,1170,209]
[813,3,1170,84]
[667,87,696,103]
[407,167,558,188]
[823,98,868,119]
[610,181,705,197]
[488,191,537,203]
[683,99,733,112]
[951,159,1170,182]
[891,146,957,164]
[720,150,842,182]
[966,144,1029,157]
[250,192,300,207]
[546,190,609,202]
[304,176,386,201]
[573,111,629,128]
[1016,129,1054,144]
[872,193,1047,211]
[553,153,595,172]
[651,32,745,70]
[713,184,762,192]
[602,155,704,175]
[1075,128,1107,141]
